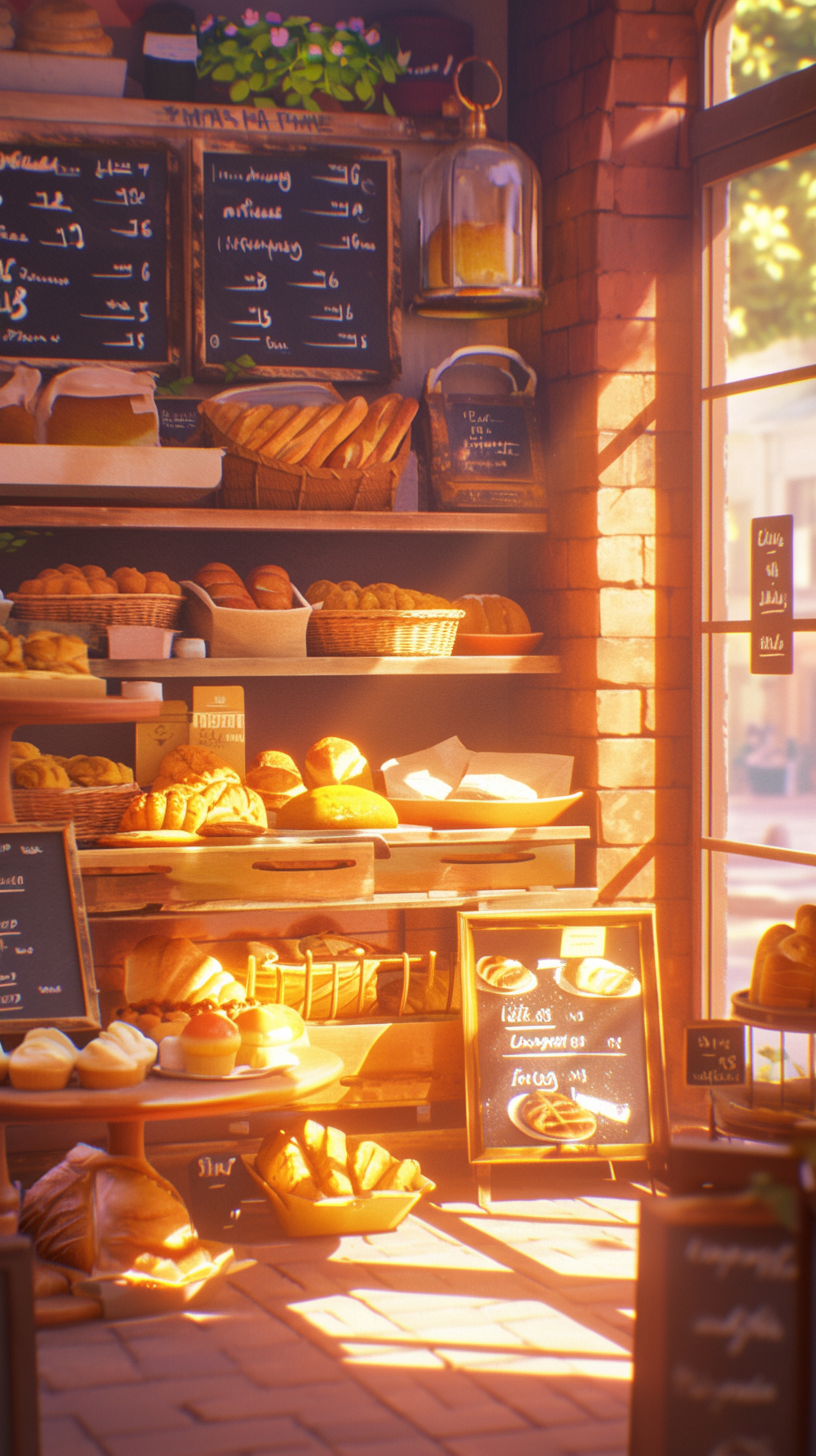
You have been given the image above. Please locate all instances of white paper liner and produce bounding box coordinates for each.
[382,736,574,803]
[36,367,159,444]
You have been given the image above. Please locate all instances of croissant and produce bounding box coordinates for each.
[65,755,134,787]
[118,788,208,835]
[152,744,240,792]
[0,627,23,671]
[22,631,90,676]
[14,757,71,789]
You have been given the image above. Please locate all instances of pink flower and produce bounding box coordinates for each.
[198,13,213,30]
[269,24,288,45]
[241,7,258,23]
[347,16,364,31]
[364,27,379,45]
[224,23,238,36]
[265,10,280,20]
[307,42,321,54]
[308,21,322,31]
[330,39,343,55]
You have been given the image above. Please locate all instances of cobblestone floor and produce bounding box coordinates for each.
[37,1161,642,1456]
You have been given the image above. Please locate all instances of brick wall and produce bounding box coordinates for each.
[507,0,698,1112]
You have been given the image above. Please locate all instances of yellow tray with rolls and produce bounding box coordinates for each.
[241,1153,435,1237]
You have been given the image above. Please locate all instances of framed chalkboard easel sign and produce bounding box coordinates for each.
[191,138,401,381]
[458,908,668,1174]
[0,825,99,1035]
[630,1194,806,1456]
[0,132,182,371]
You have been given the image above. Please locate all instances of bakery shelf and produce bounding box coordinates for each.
[0,506,547,535]
[93,655,561,678]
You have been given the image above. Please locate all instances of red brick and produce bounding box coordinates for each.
[528,0,590,40]
[545,277,581,331]
[615,165,691,215]
[552,164,605,221]
[669,587,692,635]
[655,431,693,488]
[614,57,670,105]
[597,636,656,686]
[555,71,586,129]
[597,272,657,320]
[540,329,570,381]
[568,538,602,587]
[598,788,655,844]
[577,268,597,320]
[669,55,697,105]
[569,111,613,170]
[597,846,655,898]
[569,322,597,375]
[539,126,570,187]
[648,688,691,735]
[618,12,697,58]
[598,737,656,787]
[597,318,656,372]
[597,535,644,583]
[536,28,572,86]
[544,218,578,284]
[646,533,691,586]
[654,845,692,898]
[654,371,692,430]
[598,485,656,535]
[597,371,655,429]
[556,589,601,637]
[575,210,600,273]
[543,374,599,438]
[597,688,642,734]
[600,586,660,636]
[598,212,690,272]
[584,58,616,114]
[612,105,680,166]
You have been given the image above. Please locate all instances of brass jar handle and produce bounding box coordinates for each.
[453,56,502,138]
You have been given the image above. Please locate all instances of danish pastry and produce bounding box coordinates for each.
[520,1091,597,1142]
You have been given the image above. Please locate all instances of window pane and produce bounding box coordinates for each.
[714,381,816,616]
[728,2,816,99]
[726,148,816,377]
[726,631,816,836]
[720,852,816,1009]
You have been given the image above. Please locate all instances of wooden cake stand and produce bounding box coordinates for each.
[0,696,162,823]
[0,1045,344,1233]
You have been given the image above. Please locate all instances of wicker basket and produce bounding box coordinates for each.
[12,782,141,842]
[216,430,411,512]
[11,594,184,628]
[307,607,464,657]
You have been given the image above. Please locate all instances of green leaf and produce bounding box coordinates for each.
[289,74,313,94]
[248,71,267,90]
[355,76,373,101]
[302,93,321,111]
[348,55,365,70]
[331,82,353,101]
[230,78,251,101]
[212,61,235,81]
[233,51,255,73]
[284,90,301,106]
[251,32,271,52]
[235,353,256,370]
[302,62,322,80]
[382,92,395,116]
[220,38,239,54]
[380,58,395,83]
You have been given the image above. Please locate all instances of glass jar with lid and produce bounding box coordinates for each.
[415,58,546,318]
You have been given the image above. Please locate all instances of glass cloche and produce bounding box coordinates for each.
[415,58,546,319]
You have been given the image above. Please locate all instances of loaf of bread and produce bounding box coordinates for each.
[246,565,293,611]
[152,744,241,793]
[201,390,416,473]
[368,396,419,464]
[245,751,304,811]
[64,755,133,786]
[22,631,90,676]
[36,367,157,444]
[758,950,814,1008]
[325,394,400,469]
[255,1119,426,1202]
[305,580,452,611]
[452,594,532,635]
[304,396,369,468]
[303,737,373,791]
[14,756,70,789]
[19,0,113,56]
[0,628,23,672]
[276,784,397,831]
[125,934,238,1006]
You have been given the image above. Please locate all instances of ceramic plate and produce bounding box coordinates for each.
[153,1059,298,1082]
[555,964,641,1000]
[506,1093,598,1144]
[390,792,582,829]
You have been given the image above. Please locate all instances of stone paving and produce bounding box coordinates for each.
[36,1163,641,1456]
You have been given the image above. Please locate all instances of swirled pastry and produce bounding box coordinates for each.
[520,1091,597,1142]
[477,956,529,991]
[571,959,634,996]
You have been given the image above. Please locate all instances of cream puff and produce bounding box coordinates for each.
[101,1020,157,1074]
[76,1037,144,1090]
[234,1005,300,1071]
[10,1038,74,1090]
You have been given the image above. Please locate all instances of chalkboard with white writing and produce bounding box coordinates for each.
[631,1195,805,1456]
[685,1021,746,1088]
[0,138,179,368]
[0,826,98,1033]
[191,139,400,380]
[459,908,667,1165]
[443,398,534,479]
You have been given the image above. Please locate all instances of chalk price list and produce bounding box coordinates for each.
[446,399,533,478]
[201,150,390,373]
[0,835,87,1022]
[0,145,168,362]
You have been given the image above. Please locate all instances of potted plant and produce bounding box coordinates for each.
[196,12,408,112]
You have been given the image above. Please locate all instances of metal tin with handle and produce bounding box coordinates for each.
[420,346,547,512]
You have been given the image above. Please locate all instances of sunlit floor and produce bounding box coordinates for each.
[37,1160,639,1456]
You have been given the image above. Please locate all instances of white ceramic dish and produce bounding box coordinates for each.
[153,1061,298,1082]
[506,1092,598,1144]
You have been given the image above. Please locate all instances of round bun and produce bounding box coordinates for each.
[234,1004,297,1046]
[303,736,373,791]
[181,1012,240,1044]
[81,565,107,580]
[112,567,147,595]
[276,783,398,831]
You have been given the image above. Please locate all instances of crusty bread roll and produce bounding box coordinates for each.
[112,567,146,595]
[351,1140,395,1193]
[304,396,368,468]
[276,784,397,831]
[303,736,373,791]
[22,631,90,675]
[243,404,297,454]
[257,404,321,460]
[152,744,240,792]
[452,594,532,635]
[0,629,23,671]
[368,396,418,463]
[326,394,401,469]
[796,905,816,941]
[65,754,132,786]
[758,950,814,1008]
[14,756,70,789]
[19,0,113,55]
[246,751,304,811]
[246,566,293,611]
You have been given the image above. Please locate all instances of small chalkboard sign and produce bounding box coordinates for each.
[685,1021,746,1087]
[186,1150,257,1239]
[0,1236,39,1456]
[631,1194,805,1456]
[192,139,401,380]
[751,513,793,675]
[0,826,98,1034]
[444,397,533,479]
[458,908,668,1166]
[0,134,180,369]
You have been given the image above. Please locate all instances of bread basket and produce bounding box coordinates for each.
[10,594,183,628]
[12,782,140,843]
[307,606,464,657]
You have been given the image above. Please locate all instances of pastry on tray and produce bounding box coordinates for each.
[9,1034,76,1091]
[477,956,530,991]
[76,1038,144,1090]
[255,1118,429,1203]
[519,1091,597,1142]
[234,1005,301,1071]
[179,1012,241,1076]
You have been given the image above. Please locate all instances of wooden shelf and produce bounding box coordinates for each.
[93,655,561,678]
[0,505,547,535]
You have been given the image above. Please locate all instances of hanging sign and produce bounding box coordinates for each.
[751,513,793,674]
[0,137,179,369]
[0,825,98,1033]
[458,908,668,1166]
[191,139,401,380]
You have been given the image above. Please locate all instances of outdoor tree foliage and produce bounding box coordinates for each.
[728,0,816,353]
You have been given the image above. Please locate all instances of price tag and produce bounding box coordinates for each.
[685,1021,746,1086]
[751,513,793,675]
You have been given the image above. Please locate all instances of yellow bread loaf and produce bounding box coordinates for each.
[303,736,373,791]
[452,594,531,635]
[758,950,814,1009]
[749,923,793,1002]
[276,784,398,831]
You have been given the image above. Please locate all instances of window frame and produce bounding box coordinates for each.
[694,29,816,1015]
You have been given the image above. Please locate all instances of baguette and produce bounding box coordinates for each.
[230,404,274,446]
[244,404,298,454]
[258,404,321,461]
[203,401,243,436]
[327,393,401,469]
[368,397,419,463]
[278,403,345,464]
[304,396,368,468]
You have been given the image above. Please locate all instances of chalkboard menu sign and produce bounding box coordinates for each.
[0,136,179,368]
[685,1021,746,1087]
[459,908,667,1165]
[631,1195,805,1456]
[0,826,98,1034]
[444,398,533,479]
[751,513,793,675]
[191,139,400,380]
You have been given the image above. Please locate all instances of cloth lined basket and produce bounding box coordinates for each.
[12,782,141,842]
[11,594,183,628]
[307,607,464,657]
